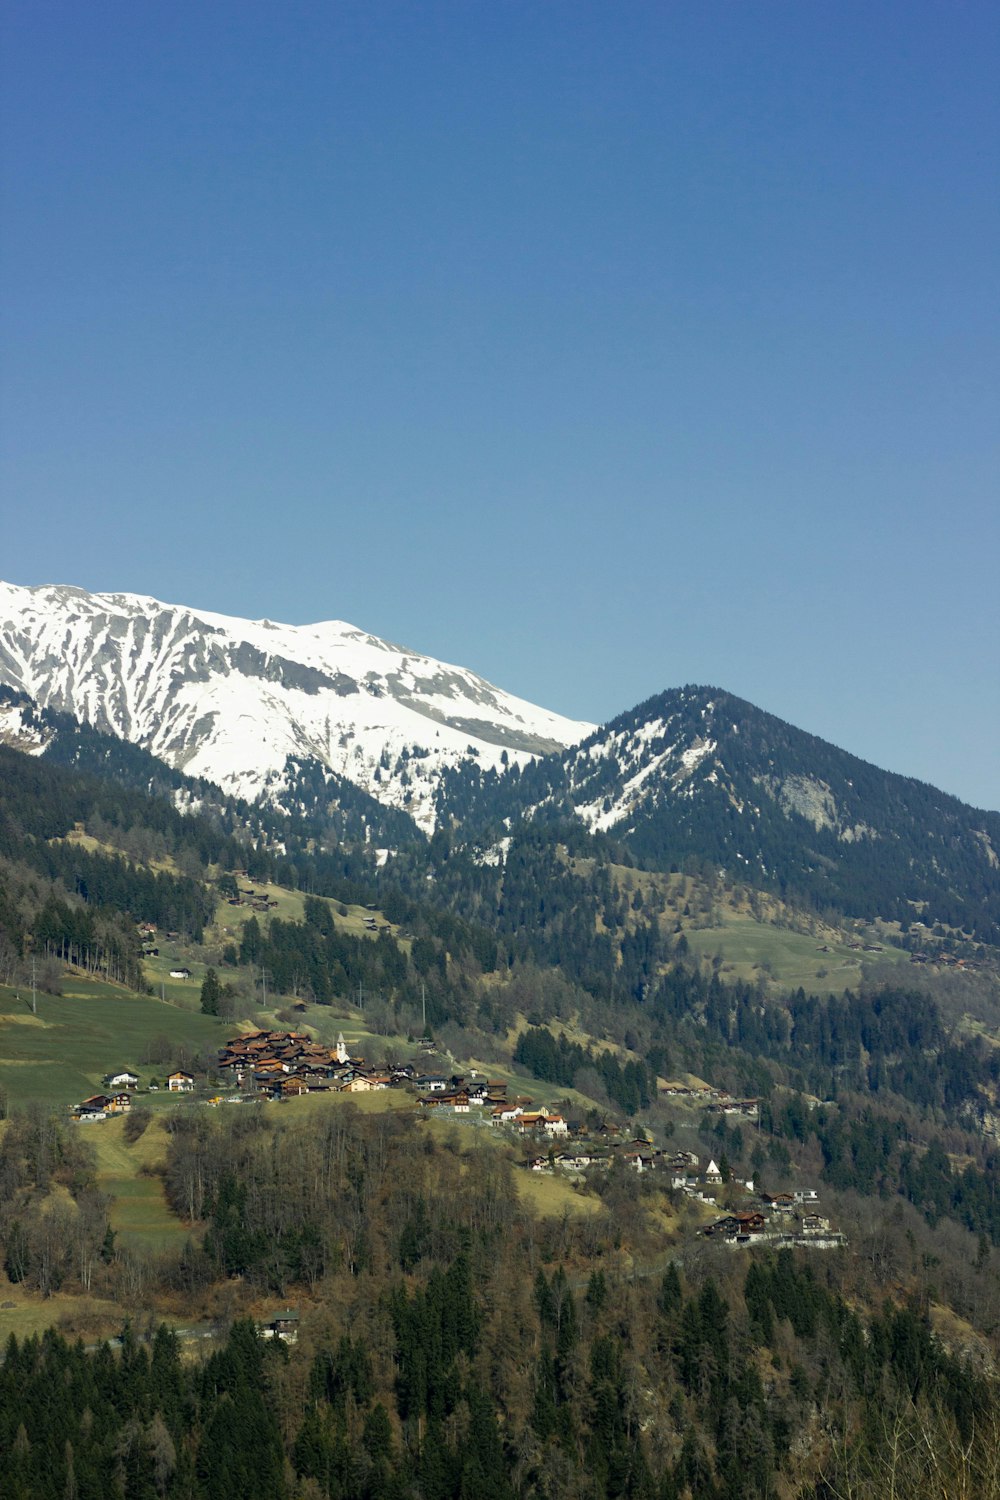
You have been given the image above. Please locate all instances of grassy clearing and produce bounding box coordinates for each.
[210,880,407,951]
[682,917,905,992]
[269,1088,417,1120]
[141,876,405,1006]
[0,1278,123,1342]
[89,1118,187,1252]
[0,977,231,1107]
[516,1170,601,1217]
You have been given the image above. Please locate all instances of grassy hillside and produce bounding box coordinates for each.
[0,976,231,1107]
[90,1116,188,1252]
[563,856,915,993]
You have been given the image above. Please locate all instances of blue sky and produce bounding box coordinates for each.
[3,2,998,808]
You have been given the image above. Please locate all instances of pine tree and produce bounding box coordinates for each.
[200,966,221,1015]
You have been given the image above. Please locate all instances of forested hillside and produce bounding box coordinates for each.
[2,733,1000,1498]
[4,1104,1000,1500]
[437,687,1000,942]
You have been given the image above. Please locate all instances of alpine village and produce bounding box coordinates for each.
[1,584,1000,1500]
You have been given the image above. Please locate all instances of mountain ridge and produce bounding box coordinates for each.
[0,580,593,829]
[3,580,998,941]
[438,685,1000,942]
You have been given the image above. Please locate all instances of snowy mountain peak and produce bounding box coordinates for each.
[0,581,593,829]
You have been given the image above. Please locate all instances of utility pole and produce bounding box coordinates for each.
[357,982,364,1013]
[31,955,37,1016]
[421,981,427,1036]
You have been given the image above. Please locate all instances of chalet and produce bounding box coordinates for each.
[252,1073,283,1098]
[103,1070,140,1090]
[666,1151,700,1171]
[414,1075,449,1093]
[260,1309,299,1343]
[708,1098,760,1118]
[703,1159,723,1185]
[168,1071,195,1093]
[78,1094,111,1114]
[252,1060,289,1079]
[705,1212,767,1239]
[491,1105,523,1126]
[438,1091,471,1113]
[761,1192,796,1215]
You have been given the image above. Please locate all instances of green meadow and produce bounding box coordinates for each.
[0,976,231,1108]
[90,1117,189,1252]
[682,915,908,992]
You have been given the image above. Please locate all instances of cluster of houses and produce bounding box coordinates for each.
[413,1077,570,1134]
[701,1188,846,1249]
[224,883,279,915]
[215,1033,572,1130]
[216,1029,390,1096]
[72,1073,138,1122]
[659,1082,760,1119]
[137,922,160,958]
[910,949,977,971]
[70,1067,194,1121]
[525,1143,703,1175]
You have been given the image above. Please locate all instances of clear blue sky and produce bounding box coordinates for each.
[3,2,998,808]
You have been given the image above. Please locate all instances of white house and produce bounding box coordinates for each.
[168,1071,195,1093]
[104,1070,140,1089]
[491,1105,523,1126]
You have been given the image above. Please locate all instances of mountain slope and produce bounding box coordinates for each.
[439,686,1000,940]
[0,683,422,849]
[0,582,592,830]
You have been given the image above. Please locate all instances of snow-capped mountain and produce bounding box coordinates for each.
[0,582,592,829]
[440,686,1000,942]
